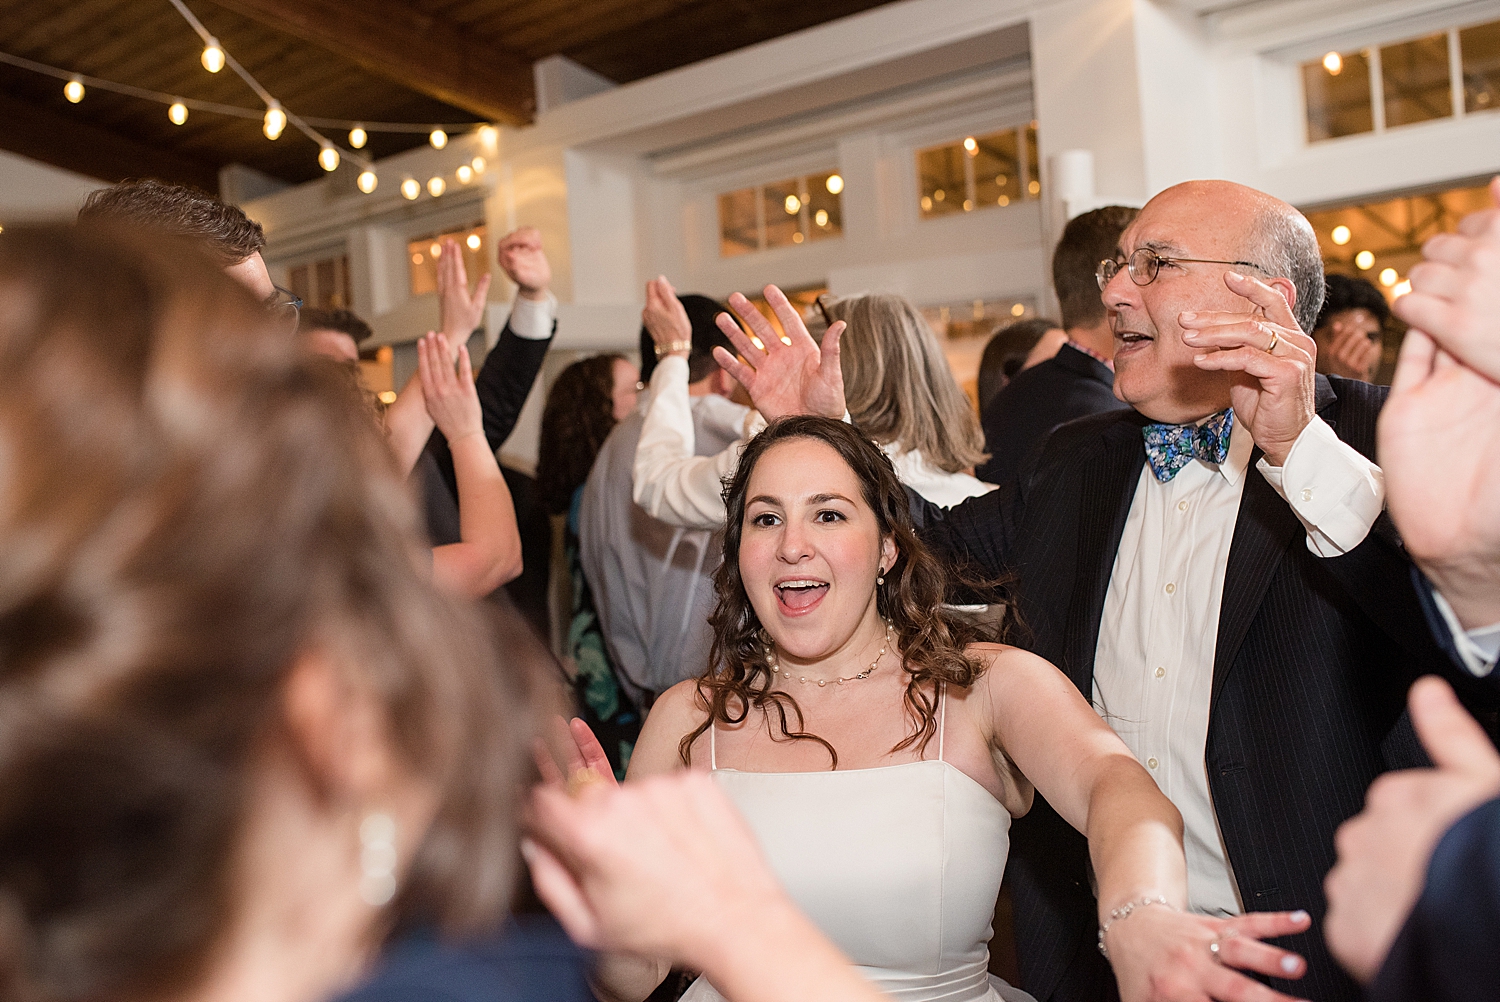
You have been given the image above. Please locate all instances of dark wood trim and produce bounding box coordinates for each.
[212,0,535,124]
[0,92,221,192]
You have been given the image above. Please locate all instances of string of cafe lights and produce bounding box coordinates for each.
[0,1,497,197]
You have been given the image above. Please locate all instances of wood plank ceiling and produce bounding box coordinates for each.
[0,0,902,190]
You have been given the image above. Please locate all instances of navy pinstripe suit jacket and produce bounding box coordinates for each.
[913,375,1488,1002]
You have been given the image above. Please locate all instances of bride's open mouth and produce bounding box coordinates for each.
[775,578,829,614]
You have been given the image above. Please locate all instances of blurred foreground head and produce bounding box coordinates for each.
[0,226,531,1002]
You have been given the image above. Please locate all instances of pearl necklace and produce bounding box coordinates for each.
[770,620,893,687]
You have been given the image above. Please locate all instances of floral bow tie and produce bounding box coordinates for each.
[1142,409,1233,483]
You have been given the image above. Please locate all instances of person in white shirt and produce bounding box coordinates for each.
[709,179,1478,1002]
[632,279,993,533]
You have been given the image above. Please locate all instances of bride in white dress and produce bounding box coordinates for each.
[581,416,1313,1002]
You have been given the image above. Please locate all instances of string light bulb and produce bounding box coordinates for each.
[455,163,474,184]
[1323,51,1343,75]
[168,101,188,125]
[471,156,486,174]
[784,194,801,214]
[1355,250,1375,270]
[318,145,340,172]
[357,170,378,193]
[825,174,843,194]
[1331,224,1351,245]
[1379,267,1398,287]
[427,176,446,197]
[963,136,978,154]
[478,125,497,150]
[64,78,84,103]
[400,178,421,200]
[202,39,225,73]
[263,102,286,140]
[429,129,447,150]
[348,126,367,149]
[466,233,481,251]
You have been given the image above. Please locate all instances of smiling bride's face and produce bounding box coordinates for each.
[739,437,897,664]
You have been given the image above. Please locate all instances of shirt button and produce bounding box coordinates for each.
[1301,488,1313,502]
[1147,757,1159,770]
[1164,582,1176,595]
[1177,500,1189,512]
[1155,666,1166,679]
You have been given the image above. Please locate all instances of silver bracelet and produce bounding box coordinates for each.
[1097,895,1175,958]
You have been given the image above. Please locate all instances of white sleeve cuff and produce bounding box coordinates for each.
[1256,416,1384,557]
[506,291,557,340]
[1432,589,1500,678]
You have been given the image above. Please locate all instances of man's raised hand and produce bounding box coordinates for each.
[712,285,846,421]
[497,226,551,302]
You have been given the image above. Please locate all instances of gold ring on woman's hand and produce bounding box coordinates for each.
[1265,330,1280,354]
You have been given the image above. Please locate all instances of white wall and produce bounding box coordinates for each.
[0,151,103,224]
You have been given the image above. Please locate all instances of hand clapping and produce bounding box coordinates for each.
[417,332,482,444]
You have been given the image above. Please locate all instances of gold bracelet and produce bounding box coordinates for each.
[654,340,692,359]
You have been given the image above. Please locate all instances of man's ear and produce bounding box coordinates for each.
[281,650,392,803]
[1266,276,1299,325]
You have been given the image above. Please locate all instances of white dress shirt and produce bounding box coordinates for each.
[505,291,557,340]
[632,356,995,529]
[1431,590,1500,677]
[1092,413,1384,917]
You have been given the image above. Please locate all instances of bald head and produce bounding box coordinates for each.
[1144,181,1325,332]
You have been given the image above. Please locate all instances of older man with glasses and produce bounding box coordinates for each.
[718,179,1491,1002]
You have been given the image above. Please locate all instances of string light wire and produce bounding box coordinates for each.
[0,0,488,191]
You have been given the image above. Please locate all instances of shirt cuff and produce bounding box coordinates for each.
[1256,416,1384,557]
[506,291,557,340]
[1432,589,1500,678]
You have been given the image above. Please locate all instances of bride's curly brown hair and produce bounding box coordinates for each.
[679,416,1008,767]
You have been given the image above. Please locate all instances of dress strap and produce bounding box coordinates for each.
[937,681,947,763]
[709,720,717,770]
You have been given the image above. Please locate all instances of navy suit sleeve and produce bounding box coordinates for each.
[1369,797,1500,1002]
[422,320,554,509]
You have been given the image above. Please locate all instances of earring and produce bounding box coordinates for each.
[360,811,398,907]
[877,568,885,586]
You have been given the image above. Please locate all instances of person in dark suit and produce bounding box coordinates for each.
[978,207,1136,487]
[1321,177,1500,1000]
[713,179,1481,1002]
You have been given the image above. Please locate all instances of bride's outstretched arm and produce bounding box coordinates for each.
[976,646,1313,1002]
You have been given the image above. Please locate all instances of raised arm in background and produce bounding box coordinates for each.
[385,236,493,474]
[420,331,523,596]
[632,276,765,530]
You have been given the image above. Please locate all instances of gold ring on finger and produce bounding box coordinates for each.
[1265,330,1280,354]
[566,766,604,797]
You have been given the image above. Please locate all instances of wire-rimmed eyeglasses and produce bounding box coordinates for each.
[268,285,303,327]
[1096,248,1265,291]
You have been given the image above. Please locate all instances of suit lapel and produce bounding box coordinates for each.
[1209,382,1340,708]
[1064,415,1148,694]
[1210,453,1303,709]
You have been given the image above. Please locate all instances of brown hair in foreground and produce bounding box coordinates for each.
[77,179,266,264]
[0,225,531,1001]
[681,416,1005,767]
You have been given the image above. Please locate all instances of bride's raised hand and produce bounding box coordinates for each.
[533,716,621,790]
[1105,905,1311,1002]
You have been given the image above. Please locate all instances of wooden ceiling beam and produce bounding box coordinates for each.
[0,92,222,193]
[210,0,535,124]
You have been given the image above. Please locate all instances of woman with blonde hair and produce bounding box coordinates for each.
[822,291,991,506]
[632,279,992,534]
